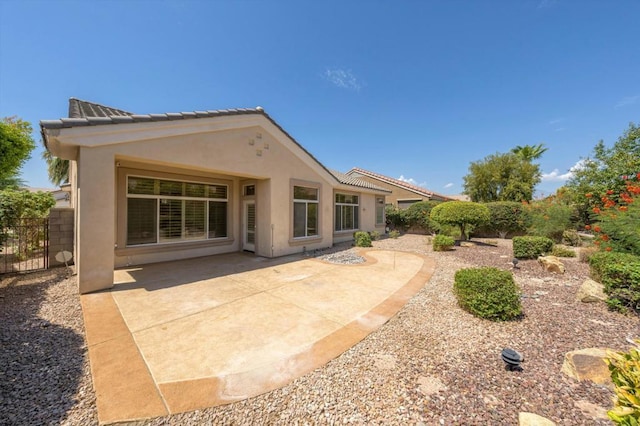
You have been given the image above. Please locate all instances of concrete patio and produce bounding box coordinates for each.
[80,248,435,424]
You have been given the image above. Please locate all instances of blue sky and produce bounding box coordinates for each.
[1,0,639,197]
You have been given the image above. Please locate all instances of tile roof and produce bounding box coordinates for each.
[68,97,133,118]
[329,170,391,193]
[41,98,389,195]
[42,98,265,130]
[346,167,453,200]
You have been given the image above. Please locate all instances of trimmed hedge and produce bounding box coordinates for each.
[454,267,522,321]
[354,231,372,247]
[589,252,640,313]
[433,234,455,251]
[513,236,554,259]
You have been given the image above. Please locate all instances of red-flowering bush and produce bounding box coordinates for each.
[587,179,640,256]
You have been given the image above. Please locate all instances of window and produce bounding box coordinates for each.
[375,197,385,225]
[398,199,421,210]
[293,186,318,238]
[126,176,228,246]
[334,193,359,232]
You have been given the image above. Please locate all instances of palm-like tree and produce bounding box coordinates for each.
[511,143,548,162]
[42,149,69,187]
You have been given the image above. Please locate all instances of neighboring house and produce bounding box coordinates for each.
[41,98,389,294]
[345,167,453,209]
[26,186,71,208]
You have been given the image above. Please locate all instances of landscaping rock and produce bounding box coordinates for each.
[561,348,613,388]
[576,278,607,303]
[574,399,609,420]
[537,256,565,274]
[519,412,557,426]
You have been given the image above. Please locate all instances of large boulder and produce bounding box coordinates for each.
[561,348,613,388]
[519,412,556,426]
[537,256,565,274]
[576,278,607,303]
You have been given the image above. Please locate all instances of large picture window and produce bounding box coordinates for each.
[334,193,359,232]
[293,186,318,238]
[126,176,228,246]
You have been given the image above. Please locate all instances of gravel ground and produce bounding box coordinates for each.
[2,234,639,425]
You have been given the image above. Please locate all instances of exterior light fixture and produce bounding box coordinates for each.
[501,348,524,371]
[512,258,519,269]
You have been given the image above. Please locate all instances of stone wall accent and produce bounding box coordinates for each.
[48,208,74,267]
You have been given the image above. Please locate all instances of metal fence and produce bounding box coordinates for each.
[0,218,49,274]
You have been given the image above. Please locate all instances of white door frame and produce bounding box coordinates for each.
[243,199,256,252]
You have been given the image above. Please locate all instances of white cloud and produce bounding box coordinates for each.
[541,159,586,182]
[615,95,640,108]
[444,182,454,189]
[398,175,428,188]
[323,68,363,91]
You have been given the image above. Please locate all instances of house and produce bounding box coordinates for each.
[40,98,389,294]
[345,167,453,209]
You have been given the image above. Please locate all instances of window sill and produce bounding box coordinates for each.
[116,238,234,256]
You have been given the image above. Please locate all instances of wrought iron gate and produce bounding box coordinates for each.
[0,218,49,274]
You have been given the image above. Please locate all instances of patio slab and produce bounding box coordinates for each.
[81,249,435,424]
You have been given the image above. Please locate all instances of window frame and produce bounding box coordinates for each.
[125,175,229,247]
[291,183,320,241]
[375,196,385,226]
[334,192,360,232]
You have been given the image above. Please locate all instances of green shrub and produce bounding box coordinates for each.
[482,201,530,238]
[589,252,640,283]
[369,230,381,241]
[454,267,522,321]
[354,231,372,247]
[589,252,640,313]
[404,201,441,233]
[512,236,554,259]
[385,206,406,230]
[433,234,455,251]
[606,341,640,425]
[389,229,400,239]
[562,229,582,247]
[551,245,576,258]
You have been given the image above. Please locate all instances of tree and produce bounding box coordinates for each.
[463,152,541,202]
[430,201,490,241]
[511,143,548,162]
[42,149,69,186]
[567,123,640,204]
[0,117,35,187]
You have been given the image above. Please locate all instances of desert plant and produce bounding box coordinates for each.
[369,230,381,241]
[562,229,582,247]
[525,200,575,242]
[432,234,455,251]
[454,267,522,321]
[389,229,400,239]
[354,231,372,247]
[512,236,554,259]
[551,244,576,258]
[606,341,640,425]
[579,246,598,263]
